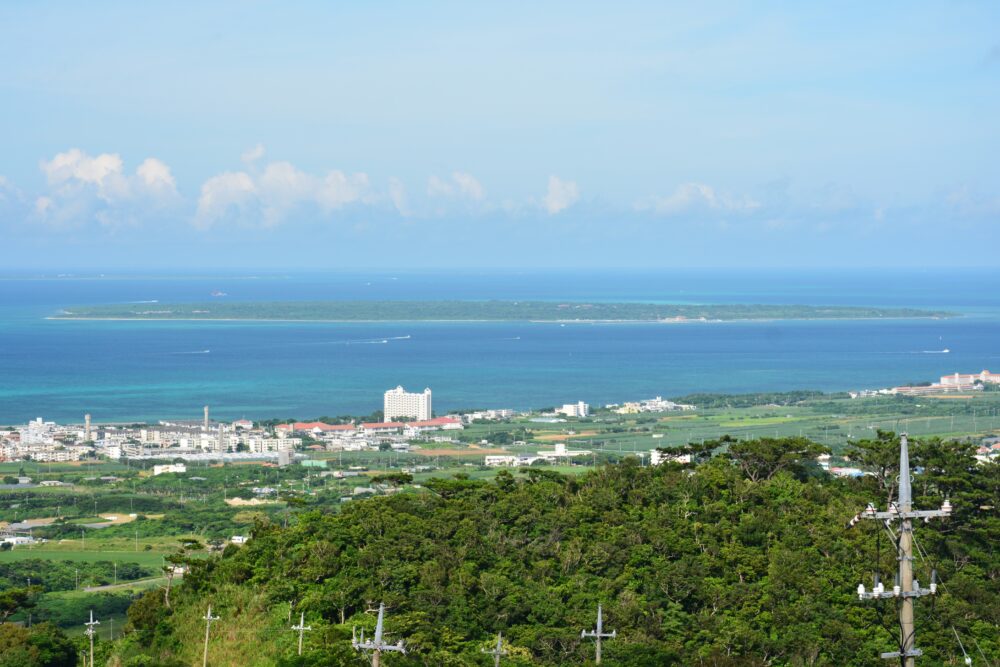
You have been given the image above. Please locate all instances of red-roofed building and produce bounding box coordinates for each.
[406,416,464,433]
[293,422,356,434]
[939,370,1000,387]
[361,422,405,433]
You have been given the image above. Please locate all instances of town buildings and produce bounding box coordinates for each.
[888,369,1000,396]
[609,396,696,414]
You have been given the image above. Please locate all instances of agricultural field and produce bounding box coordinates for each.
[1,392,996,573]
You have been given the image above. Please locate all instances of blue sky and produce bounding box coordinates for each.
[0,2,997,269]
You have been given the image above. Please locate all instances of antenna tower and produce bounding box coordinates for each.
[581,603,616,664]
[848,435,952,666]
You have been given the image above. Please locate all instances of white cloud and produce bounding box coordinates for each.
[427,175,454,197]
[195,160,372,228]
[195,172,256,228]
[241,143,266,164]
[0,176,19,204]
[35,149,179,225]
[645,182,760,215]
[389,177,409,216]
[543,175,579,214]
[136,158,177,195]
[452,172,485,200]
[428,171,485,201]
[318,170,371,210]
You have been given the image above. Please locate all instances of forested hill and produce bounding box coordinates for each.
[112,436,997,666]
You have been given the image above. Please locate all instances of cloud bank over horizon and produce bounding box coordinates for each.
[0,3,997,268]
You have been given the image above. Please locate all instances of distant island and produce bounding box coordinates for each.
[50,301,954,322]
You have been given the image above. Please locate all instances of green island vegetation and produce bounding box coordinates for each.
[0,390,997,664]
[51,300,953,322]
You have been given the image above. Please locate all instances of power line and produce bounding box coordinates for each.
[951,626,972,666]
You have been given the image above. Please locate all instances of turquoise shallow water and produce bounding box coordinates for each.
[0,270,997,423]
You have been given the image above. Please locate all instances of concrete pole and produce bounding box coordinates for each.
[898,436,915,667]
[202,605,218,667]
[203,614,211,667]
[372,648,381,667]
[595,635,602,665]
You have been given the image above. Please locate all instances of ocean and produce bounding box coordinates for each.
[0,269,997,424]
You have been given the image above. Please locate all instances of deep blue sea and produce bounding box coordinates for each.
[0,269,998,424]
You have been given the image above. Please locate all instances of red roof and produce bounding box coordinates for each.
[361,422,405,430]
[293,422,355,432]
[410,417,462,427]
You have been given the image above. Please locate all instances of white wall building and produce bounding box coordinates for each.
[557,401,590,418]
[384,386,433,421]
[650,449,692,465]
[153,463,187,476]
[538,443,592,459]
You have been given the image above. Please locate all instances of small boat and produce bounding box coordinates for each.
[211,290,227,297]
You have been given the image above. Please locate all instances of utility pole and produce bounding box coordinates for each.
[482,632,507,667]
[581,603,616,664]
[849,435,951,666]
[352,603,405,667]
[291,611,311,656]
[202,605,220,667]
[84,609,100,667]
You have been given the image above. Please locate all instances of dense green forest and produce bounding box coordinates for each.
[53,300,951,322]
[2,434,997,666]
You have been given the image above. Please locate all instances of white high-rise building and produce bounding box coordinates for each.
[384,386,432,421]
[557,401,590,418]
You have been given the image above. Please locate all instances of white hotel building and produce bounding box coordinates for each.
[384,386,433,421]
